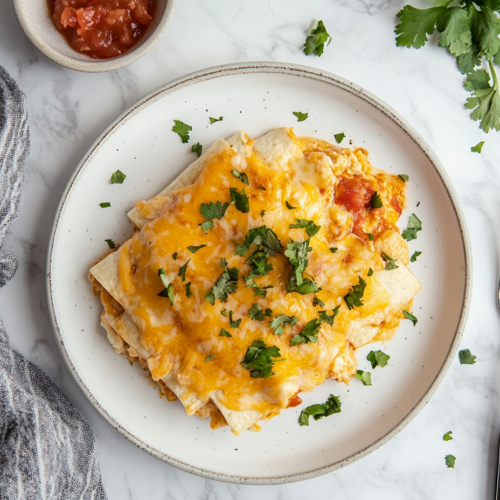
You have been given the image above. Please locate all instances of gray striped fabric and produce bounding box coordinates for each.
[0,67,107,500]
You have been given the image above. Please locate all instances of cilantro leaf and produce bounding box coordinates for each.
[258,184,266,191]
[285,239,320,294]
[100,202,111,208]
[209,116,223,124]
[344,276,367,310]
[205,259,239,305]
[230,188,250,213]
[111,170,126,184]
[184,281,191,298]
[459,348,477,364]
[399,174,409,182]
[471,6,500,60]
[293,111,308,122]
[105,239,115,249]
[443,431,453,441]
[221,309,228,317]
[457,45,481,74]
[395,5,447,49]
[205,354,214,362]
[329,247,338,254]
[229,311,241,328]
[367,233,374,241]
[200,201,229,220]
[402,213,422,241]
[299,394,341,426]
[244,276,270,298]
[172,120,192,143]
[403,309,418,326]
[240,339,283,378]
[231,170,249,185]
[270,314,297,336]
[199,220,214,234]
[178,259,190,281]
[367,350,390,369]
[382,253,399,271]
[290,218,321,237]
[410,251,422,262]
[290,308,339,346]
[173,252,178,260]
[334,132,345,143]
[313,297,324,307]
[438,6,473,57]
[285,201,296,210]
[248,303,273,321]
[261,210,266,217]
[191,142,203,157]
[303,20,332,57]
[471,140,485,152]
[445,454,456,468]
[236,226,283,258]
[356,370,372,386]
[370,191,383,209]
[157,268,175,306]
[188,244,206,254]
[367,268,374,276]
[219,328,232,337]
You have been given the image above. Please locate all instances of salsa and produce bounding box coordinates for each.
[50,0,157,59]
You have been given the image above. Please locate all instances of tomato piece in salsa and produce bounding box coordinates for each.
[50,0,157,59]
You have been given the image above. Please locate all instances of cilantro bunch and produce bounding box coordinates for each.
[395,1,500,135]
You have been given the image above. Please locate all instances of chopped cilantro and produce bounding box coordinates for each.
[105,239,115,249]
[209,116,223,124]
[270,314,297,336]
[230,188,250,213]
[244,276,272,298]
[200,201,229,220]
[110,170,126,184]
[303,20,332,57]
[403,309,418,326]
[356,370,372,386]
[229,311,241,328]
[221,309,228,317]
[402,213,422,241]
[184,281,191,298]
[178,259,190,281]
[445,455,456,469]
[312,297,324,307]
[299,394,341,426]
[329,247,338,254]
[382,253,399,271]
[231,170,249,185]
[398,174,409,182]
[290,218,321,237]
[258,184,266,191]
[199,220,214,234]
[293,111,309,122]
[261,210,266,217]
[370,191,383,209]
[191,142,203,157]
[240,339,283,379]
[410,251,422,262]
[443,431,453,441]
[334,132,345,144]
[459,348,477,365]
[172,252,178,260]
[236,226,283,258]
[285,239,320,295]
[219,329,232,338]
[471,141,485,153]
[367,350,390,369]
[157,268,175,306]
[248,303,273,321]
[188,244,206,254]
[290,307,339,346]
[172,120,192,143]
[367,233,374,241]
[205,354,214,362]
[100,202,111,208]
[367,268,374,277]
[344,276,367,310]
[285,201,296,210]
[205,259,239,305]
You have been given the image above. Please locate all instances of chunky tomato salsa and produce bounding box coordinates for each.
[50,0,156,59]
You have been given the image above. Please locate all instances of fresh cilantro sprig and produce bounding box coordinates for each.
[172,120,192,143]
[240,339,283,378]
[299,394,341,426]
[230,188,250,213]
[395,2,500,135]
[290,307,339,346]
[200,201,229,220]
[285,239,320,295]
[304,20,332,57]
[205,259,239,305]
[344,276,367,310]
[402,213,422,241]
[356,370,372,386]
[248,303,273,321]
[367,350,390,369]
[270,314,297,335]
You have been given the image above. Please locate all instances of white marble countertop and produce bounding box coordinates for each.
[1,0,500,498]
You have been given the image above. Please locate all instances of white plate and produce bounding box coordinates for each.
[47,62,471,484]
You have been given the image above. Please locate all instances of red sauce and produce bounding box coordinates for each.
[50,0,156,59]
[335,175,375,238]
[287,394,303,408]
[390,195,402,215]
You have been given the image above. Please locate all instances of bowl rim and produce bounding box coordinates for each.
[13,0,176,73]
[46,61,472,485]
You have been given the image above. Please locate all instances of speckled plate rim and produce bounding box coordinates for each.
[46,61,472,484]
[14,0,176,73]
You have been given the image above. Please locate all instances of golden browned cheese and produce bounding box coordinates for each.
[107,135,407,416]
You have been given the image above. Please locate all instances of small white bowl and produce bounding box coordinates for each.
[14,0,176,73]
